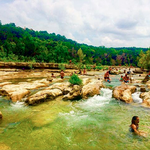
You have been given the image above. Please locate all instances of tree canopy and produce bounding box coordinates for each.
[0,21,149,67]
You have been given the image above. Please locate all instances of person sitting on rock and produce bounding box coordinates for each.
[123,74,129,83]
[51,73,56,78]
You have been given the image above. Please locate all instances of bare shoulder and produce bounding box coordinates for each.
[131,124,136,129]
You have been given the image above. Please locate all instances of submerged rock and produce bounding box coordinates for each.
[112,84,136,103]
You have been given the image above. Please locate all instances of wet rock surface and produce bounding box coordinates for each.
[112,84,136,103]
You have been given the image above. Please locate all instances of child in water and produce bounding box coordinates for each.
[120,75,123,82]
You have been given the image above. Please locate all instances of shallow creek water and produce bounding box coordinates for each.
[0,75,150,150]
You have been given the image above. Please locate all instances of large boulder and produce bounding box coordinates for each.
[0,85,30,102]
[0,79,50,102]
[63,85,82,101]
[26,89,63,105]
[140,91,150,107]
[112,84,136,103]
[82,80,103,98]
[9,89,30,102]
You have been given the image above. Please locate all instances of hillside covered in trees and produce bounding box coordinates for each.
[0,21,149,67]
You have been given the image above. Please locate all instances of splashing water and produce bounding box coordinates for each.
[132,92,143,103]
[0,87,150,150]
[10,101,26,109]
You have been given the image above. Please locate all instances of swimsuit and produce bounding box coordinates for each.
[129,126,138,132]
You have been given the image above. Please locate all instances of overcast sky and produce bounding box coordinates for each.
[0,0,150,47]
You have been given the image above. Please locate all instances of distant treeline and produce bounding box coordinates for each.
[0,21,149,67]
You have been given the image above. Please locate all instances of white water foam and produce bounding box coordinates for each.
[60,88,112,118]
[76,88,112,110]
[132,92,142,103]
[59,88,113,127]
[11,101,26,108]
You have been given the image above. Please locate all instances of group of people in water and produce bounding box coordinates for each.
[104,68,133,83]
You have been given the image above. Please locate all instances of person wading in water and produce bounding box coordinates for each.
[129,116,147,137]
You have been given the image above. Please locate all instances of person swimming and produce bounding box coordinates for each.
[129,116,139,133]
[129,116,147,137]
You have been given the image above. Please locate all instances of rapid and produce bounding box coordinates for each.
[0,76,150,150]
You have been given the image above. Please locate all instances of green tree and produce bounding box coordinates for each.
[77,48,85,63]
[138,50,150,69]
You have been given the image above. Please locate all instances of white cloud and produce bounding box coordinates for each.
[0,0,150,47]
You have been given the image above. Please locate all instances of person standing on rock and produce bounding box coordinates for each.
[60,70,65,79]
[83,68,87,75]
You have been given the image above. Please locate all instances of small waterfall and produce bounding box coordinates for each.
[10,101,26,109]
[59,88,113,118]
[132,92,142,103]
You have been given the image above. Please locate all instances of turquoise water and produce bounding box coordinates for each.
[0,87,150,150]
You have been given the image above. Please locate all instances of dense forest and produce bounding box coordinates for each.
[0,21,149,68]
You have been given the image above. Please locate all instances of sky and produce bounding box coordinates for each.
[0,0,150,48]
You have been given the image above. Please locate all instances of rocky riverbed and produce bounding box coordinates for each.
[0,67,149,111]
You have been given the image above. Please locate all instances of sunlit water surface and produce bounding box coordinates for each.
[0,76,150,150]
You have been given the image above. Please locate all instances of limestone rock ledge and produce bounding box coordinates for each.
[0,79,50,102]
[25,78,104,105]
[112,84,136,103]
[140,91,150,107]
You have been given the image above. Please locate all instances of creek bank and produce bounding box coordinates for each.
[0,62,77,69]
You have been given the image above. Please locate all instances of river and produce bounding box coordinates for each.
[0,75,150,150]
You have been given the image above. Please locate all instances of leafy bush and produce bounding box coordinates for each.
[58,63,65,70]
[86,65,91,70]
[69,74,82,85]
[96,66,103,70]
